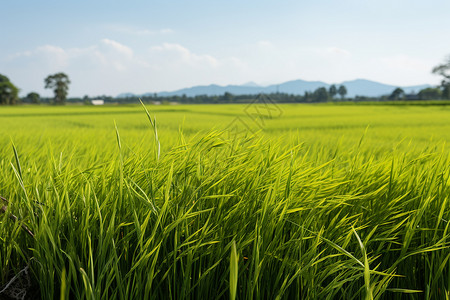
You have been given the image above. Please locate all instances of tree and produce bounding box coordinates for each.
[389,88,405,100]
[44,73,70,104]
[303,91,311,102]
[26,92,40,104]
[432,56,450,82]
[312,87,329,102]
[223,92,234,102]
[338,85,347,100]
[432,56,450,99]
[329,84,337,99]
[82,95,91,105]
[418,87,442,100]
[443,85,450,99]
[0,74,19,105]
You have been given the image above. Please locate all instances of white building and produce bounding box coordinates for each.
[91,99,104,105]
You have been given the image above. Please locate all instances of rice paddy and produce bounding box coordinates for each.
[1,103,450,299]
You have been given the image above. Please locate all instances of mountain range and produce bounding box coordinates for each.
[117,79,432,98]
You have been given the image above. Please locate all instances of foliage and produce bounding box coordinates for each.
[418,87,442,100]
[65,85,351,105]
[312,87,329,102]
[389,88,405,100]
[432,56,450,99]
[443,85,450,99]
[338,85,347,99]
[432,56,450,83]
[223,92,234,102]
[0,74,19,105]
[329,84,337,99]
[44,73,71,104]
[25,92,40,104]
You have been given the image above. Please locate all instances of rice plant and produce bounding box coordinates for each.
[0,104,449,299]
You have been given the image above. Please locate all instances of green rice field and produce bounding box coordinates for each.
[1,103,450,299]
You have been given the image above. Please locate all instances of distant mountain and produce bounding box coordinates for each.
[271,79,328,95]
[340,79,430,97]
[241,81,261,87]
[116,92,136,98]
[119,79,432,98]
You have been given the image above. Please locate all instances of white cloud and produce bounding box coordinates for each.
[100,39,133,59]
[107,25,174,36]
[257,40,273,47]
[355,55,437,86]
[8,50,32,59]
[327,47,351,57]
[150,43,219,67]
[159,28,174,34]
[11,45,70,69]
[4,40,249,96]
[379,55,430,72]
[9,39,136,72]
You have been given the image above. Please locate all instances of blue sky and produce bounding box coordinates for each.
[2,0,450,97]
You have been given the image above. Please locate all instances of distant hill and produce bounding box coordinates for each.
[116,92,136,98]
[119,79,432,98]
[340,79,430,97]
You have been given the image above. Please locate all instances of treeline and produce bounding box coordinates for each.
[17,87,450,105]
[65,85,449,105]
[110,85,346,104]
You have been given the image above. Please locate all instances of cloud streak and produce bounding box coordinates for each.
[150,43,219,67]
[5,39,248,96]
[107,25,174,36]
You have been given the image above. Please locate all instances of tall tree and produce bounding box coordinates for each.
[26,92,41,104]
[0,74,19,105]
[45,73,70,104]
[443,85,450,99]
[303,91,311,102]
[329,84,337,99]
[223,92,234,102]
[338,85,347,100]
[432,56,450,99]
[312,87,329,102]
[389,88,405,100]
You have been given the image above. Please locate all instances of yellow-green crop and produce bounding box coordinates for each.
[0,103,449,299]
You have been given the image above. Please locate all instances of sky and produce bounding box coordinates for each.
[1,0,450,97]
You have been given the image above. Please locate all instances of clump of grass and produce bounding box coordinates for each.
[0,107,449,299]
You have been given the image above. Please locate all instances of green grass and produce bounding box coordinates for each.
[1,104,450,299]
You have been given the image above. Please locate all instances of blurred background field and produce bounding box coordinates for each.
[3,103,450,156]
